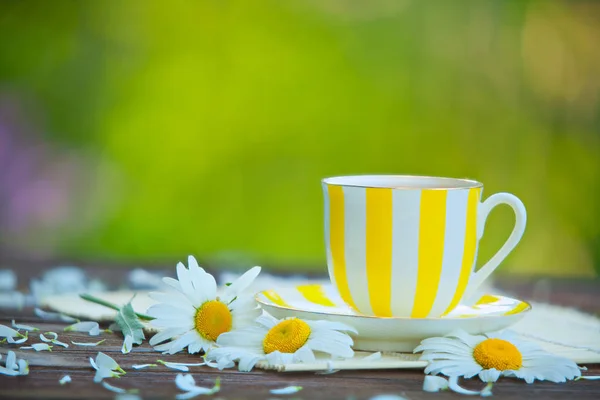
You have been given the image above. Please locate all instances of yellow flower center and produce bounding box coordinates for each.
[263,318,311,354]
[473,338,523,371]
[194,300,232,342]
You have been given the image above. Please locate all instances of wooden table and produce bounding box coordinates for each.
[1,263,599,399]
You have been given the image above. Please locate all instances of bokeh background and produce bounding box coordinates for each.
[1,0,599,276]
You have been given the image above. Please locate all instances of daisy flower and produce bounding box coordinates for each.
[414,329,581,384]
[207,313,357,371]
[147,256,261,354]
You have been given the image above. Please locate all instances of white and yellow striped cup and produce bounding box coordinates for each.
[322,175,526,318]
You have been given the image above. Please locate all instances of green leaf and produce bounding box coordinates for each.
[114,300,145,352]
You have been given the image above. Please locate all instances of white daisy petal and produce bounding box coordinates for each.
[6,351,16,370]
[216,326,265,348]
[166,330,204,355]
[71,339,106,347]
[0,324,22,338]
[12,320,39,332]
[122,334,134,354]
[7,332,28,344]
[0,366,20,376]
[176,262,200,304]
[59,375,72,385]
[255,313,278,329]
[414,338,473,355]
[222,266,261,302]
[445,330,485,348]
[17,359,29,375]
[132,364,157,369]
[40,332,57,342]
[65,321,101,336]
[20,343,52,351]
[175,374,220,399]
[102,381,137,394]
[294,345,316,363]
[162,277,183,291]
[157,360,206,372]
[423,375,449,392]
[270,386,303,395]
[479,368,501,382]
[448,376,491,396]
[91,352,125,383]
[149,327,191,346]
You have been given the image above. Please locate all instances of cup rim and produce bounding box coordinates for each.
[322,174,483,190]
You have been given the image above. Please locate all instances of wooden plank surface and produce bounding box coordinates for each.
[1,263,599,399]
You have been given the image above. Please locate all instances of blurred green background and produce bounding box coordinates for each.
[1,0,599,276]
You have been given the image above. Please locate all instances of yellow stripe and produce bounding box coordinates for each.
[365,188,393,317]
[442,188,480,316]
[261,290,291,308]
[297,284,336,307]
[328,185,358,310]
[411,190,448,318]
[475,294,500,306]
[504,301,530,316]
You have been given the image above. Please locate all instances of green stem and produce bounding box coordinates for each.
[79,293,155,321]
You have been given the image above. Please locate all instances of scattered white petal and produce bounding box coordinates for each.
[448,376,493,396]
[368,395,409,400]
[7,331,28,344]
[362,352,382,362]
[17,359,29,375]
[53,339,69,348]
[0,269,17,290]
[423,375,449,392]
[115,395,141,400]
[40,332,58,342]
[90,352,126,383]
[12,320,39,332]
[40,332,69,348]
[59,375,72,385]
[157,360,206,372]
[21,343,52,351]
[71,339,106,347]
[122,334,134,354]
[132,364,157,370]
[577,376,600,380]
[175,375,221,399]
[270,386,303,394]
[4,351,17,369]
[115,395,142,400]
[101,381,138,394]
[0,366,20,376]
[0,324,23,338]
[34,308,78,323]
[65,321,100,336]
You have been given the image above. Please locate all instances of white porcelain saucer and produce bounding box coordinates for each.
[256,283,531,352]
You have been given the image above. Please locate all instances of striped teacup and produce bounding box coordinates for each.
[322,175,526,318]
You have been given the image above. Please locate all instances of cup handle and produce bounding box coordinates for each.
[463,192,527,301]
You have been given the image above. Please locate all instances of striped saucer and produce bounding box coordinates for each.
[256,283,531,352]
